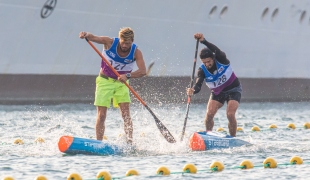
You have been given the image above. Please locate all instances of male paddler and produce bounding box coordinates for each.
[186,33,242,137]
[79,27,147,144]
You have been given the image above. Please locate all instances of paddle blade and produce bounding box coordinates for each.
[155,117,176,143]
[146,61,155,76]
[145,105,176,143]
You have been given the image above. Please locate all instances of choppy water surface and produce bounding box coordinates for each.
[0,102,310,179]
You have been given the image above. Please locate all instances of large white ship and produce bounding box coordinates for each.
[1,0,310,103]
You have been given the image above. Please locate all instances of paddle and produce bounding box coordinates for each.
[84,38,176,143]
[146,61,155,76]
[180,39,199,141]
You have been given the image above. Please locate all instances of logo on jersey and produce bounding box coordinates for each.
[207,76,213,80]
[108,51,116,58]
[218,66,224,74]
[124,59,133,63]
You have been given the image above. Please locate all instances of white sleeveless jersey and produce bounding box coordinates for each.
[201,60,237,95]
[101,38,137,79]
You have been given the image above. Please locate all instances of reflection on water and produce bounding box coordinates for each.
[0,102,310,179]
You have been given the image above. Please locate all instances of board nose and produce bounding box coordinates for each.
[58,136,74,152]
[189,132,206,151]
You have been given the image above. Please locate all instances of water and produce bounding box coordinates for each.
[0,102,310,179]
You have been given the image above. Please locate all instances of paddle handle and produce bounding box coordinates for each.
[180,39,199,141]
[190,40,199,89]
[85,38,146,106]
[187,39,199,102]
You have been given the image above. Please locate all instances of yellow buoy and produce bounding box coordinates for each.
[290,156,303,165]
[303,122,310,129]
[217,127,225,132]
[287,123,296,130]
[269,124,277,129]
[2,176,14,180]
[156,166,170,175]
[237,127,243,132]
[125,169,139,176]
[35,137,45,143]
[66,173,82,180]
[182,163,197,174]
[251,126,260,132]
[240,160,254,169]
[210,161,224,171]
[197,129,204,132]
[263,157,277,168]
[34,175,48,180]
[103,136,108,140]
[14,138,24,145]
[96,170,111,180]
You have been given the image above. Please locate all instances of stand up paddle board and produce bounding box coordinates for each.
[189,131,251,151]
[58,136,133,155]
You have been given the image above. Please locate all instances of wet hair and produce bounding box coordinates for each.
[119,27,134,41]
[200,47,215,59]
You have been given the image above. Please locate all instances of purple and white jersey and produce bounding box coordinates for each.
[201,60,237,95]
[101,38,137,79]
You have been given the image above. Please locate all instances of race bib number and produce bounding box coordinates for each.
[213,74,227,87]
[109,60,127,70]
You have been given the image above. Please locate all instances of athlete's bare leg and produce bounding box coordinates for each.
[96,106,107,140]
[205,99,223,131]
[226,100,239,137]
[119,102,133,144]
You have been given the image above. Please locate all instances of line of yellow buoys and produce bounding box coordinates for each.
[2,156,309,180]
[2,122,309,179]
[5,122,309,146]
[215,122,310,132]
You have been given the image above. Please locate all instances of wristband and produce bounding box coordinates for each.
[126,73,131,79]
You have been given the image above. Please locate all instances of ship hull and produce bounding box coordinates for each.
[1,0,310,103]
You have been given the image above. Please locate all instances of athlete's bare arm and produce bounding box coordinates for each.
[131,49,146,78]
[79,32,113,49]
[118,48,146,83]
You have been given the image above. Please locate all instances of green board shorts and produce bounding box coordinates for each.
[94,76,131,108]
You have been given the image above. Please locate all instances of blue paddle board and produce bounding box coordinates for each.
[189,131,251,150]
[58,136,132,155]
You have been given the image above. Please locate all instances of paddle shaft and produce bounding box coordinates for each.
[85,38,176,143]
[180,39,199,141]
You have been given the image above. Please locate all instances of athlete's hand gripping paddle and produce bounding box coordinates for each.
[180,39,199,141]
[85,38,176,143]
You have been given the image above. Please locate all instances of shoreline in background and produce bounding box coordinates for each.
[1,74,310,105]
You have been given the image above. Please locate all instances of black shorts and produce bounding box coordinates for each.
[210,85,242,104]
